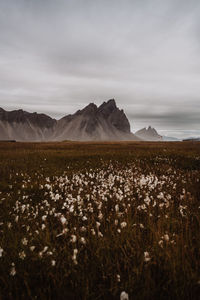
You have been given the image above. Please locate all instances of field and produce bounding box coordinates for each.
[0,141,200,300]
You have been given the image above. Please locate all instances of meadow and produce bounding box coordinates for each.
[0,141,200,300]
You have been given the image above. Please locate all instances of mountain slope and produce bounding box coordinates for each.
[0,108,56,141]
[0,100,139,141]
[54,99,138,141]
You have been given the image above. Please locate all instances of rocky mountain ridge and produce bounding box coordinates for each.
[135,126,162,141]
[0,99,139,141]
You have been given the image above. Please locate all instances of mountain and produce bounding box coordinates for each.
[183,137,200,142]
[0,108,56,141]
[135,126,162,141]
[0,100,139,141]
[162,136,180,141]
[54,99,137,141]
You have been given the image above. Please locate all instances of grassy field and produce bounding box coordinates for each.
[0,141,200,300]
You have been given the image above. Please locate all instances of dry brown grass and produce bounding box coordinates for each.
[0,141,200,299]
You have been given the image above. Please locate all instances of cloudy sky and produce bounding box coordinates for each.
[0,0,200,138]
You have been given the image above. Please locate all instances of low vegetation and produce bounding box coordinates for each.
[0,141,200,299]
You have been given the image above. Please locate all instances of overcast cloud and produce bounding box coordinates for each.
[0,0,200,138]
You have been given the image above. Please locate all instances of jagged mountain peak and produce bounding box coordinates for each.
[75,99,117,116]
[62,99,120,119]
[100,98,116,107]
[80,102,97,114]
[0,100,140,141]
[98,99,116,112]
[54,99,136,141]
[135,126,162,141]
[146,126,157,134]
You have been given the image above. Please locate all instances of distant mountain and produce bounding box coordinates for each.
[183,137,200,142]
[162,136,180,141]
[135,126,162,141]
[0,100,139,141]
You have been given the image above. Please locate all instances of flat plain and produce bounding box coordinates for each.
[0,141,200,300]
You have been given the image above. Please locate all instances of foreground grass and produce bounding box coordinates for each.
[0,141,200,300]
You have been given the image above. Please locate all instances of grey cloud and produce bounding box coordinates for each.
[0,0,200,139]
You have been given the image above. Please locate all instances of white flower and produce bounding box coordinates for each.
[120,291,129,300]
[51,260,56,266]
[117,274,121,282]
[144,196,151,206]
[21,238,28,246]
[96,222,101,229]
[60,216,67,225]
[7,222,12,229]
[0,247,3,257]
[120,222,127,229]
[179,205,187,217]
[69,206,74,213]
[163,234,169,242]
[30,246,35,251]
[91,228,96,235]
[159,203,164,209]
[153,201,157,207]
[54,193,60,201]
[10,263,16,276]
[80,226,86,232]
[72,248,78,264]
[98,231,103,238]
[41,224,46,230]
[73,249,78,255]
[43,246,48,253]
[19,251,26,260]
[71,235,77,243]
[42,215,47,221]
[140,204,146,210]
[98,212,103,220]
[115,204,119,212]
[80,237,86,245]
[144,251,151,262]
[45,183,51,190]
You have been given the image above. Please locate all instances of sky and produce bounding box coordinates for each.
[0,0,200,139]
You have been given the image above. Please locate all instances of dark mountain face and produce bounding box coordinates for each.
[54,99,136,141]
[98,99,130,133]
[135,126,162,141]
[0,108,56,141]
[183,137,200,141]
[0,109,56,128]
[0,100,139,141]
